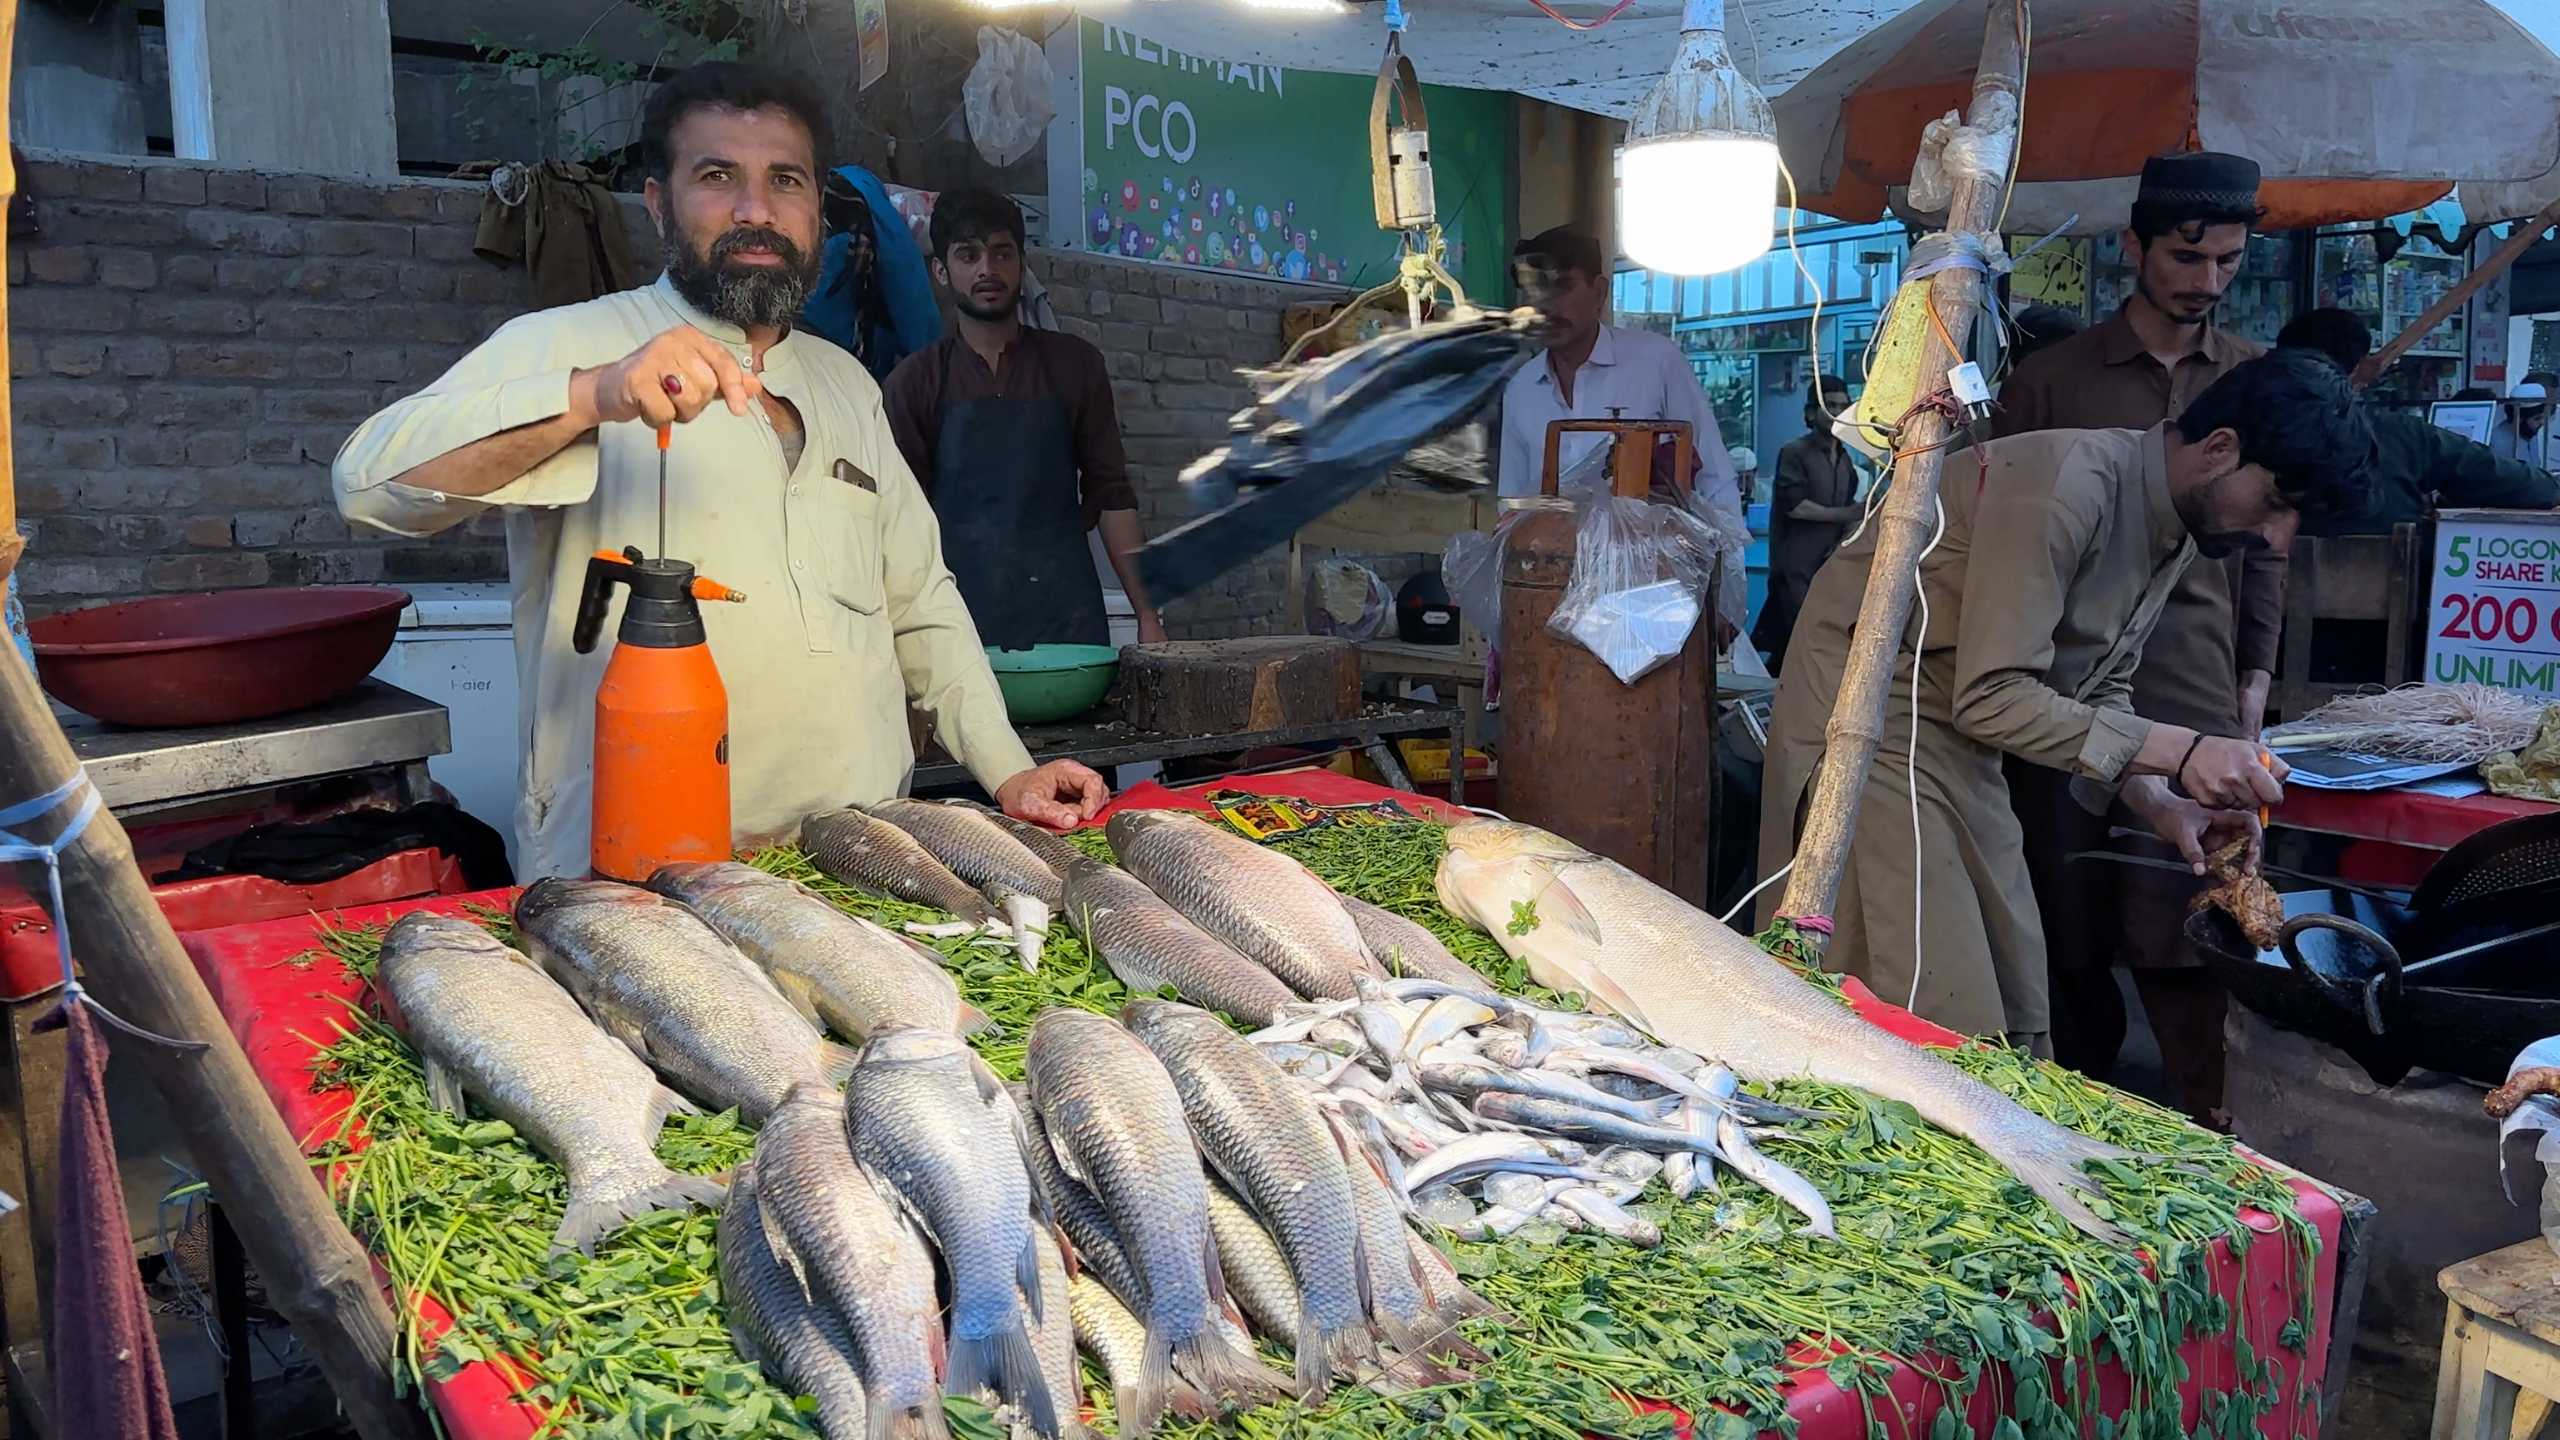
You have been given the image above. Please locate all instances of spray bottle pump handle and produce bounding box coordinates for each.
[572,546,643,654]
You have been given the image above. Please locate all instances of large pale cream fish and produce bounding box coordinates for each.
[1434,819,2133,1244]
[514,879,856,1125]
[375,912,724,1255]
[1105,810,1380,1001]
[648,861,987,1041]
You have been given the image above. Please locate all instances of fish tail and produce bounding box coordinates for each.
[1991,1123,2132,1246]
[1172,1315,1289,1410]
[949,1320,1059,1439]
[1374,1340,1476,1388]
[1289,1297,1334,1404]
[552,1165,726,1257]
[1374,1308,1491,1372]
[956,1000,996,1036]
[867,1399,954,1440]
[1127,1321,1175,1438]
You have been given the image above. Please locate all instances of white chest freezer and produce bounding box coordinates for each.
[369,583,521,873]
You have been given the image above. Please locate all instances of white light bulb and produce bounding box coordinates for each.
[1620,136,1778,275]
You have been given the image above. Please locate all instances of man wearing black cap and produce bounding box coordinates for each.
[1992,151,2273,1125]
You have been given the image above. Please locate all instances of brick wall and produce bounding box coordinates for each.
[9,149,1338,637]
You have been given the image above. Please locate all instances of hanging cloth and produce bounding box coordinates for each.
[472,160,643,309]
[802,164,944,381]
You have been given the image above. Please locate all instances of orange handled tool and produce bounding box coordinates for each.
[2258,747,2275,827]
[656,373,682,559]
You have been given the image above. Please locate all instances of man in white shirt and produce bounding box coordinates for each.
[334,62,1107,879]
[1497,226,1747,635]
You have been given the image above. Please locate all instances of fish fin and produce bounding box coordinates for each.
[1173,1318,1285,1413]
[645,1085,698,1134]
[1049,1219,1081,1281]
[817,1041,861,1087]
[1016,1229,1046,1325]
[1044,1121,1091,1190]
[1289,1296,1334,1405]
[421,1057,467,1119]
[1128,1318,1176,1438]
[1200,1225,1231,1314]
[868,1400,954,1440]
[955,1000,996,1037]
[553,1161,727,1258]
[948,1319,1058,1440]
[768,971,826,1031]
[755,1182,816,1303]
[1374,1342,1475,1388]
[1519,864,1604,947]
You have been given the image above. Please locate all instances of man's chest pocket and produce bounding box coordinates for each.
[810,462,887,618]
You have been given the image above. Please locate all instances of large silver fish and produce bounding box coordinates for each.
[1338,894,1497,990]
[973,804,1099,881]
[513,879,853,1125]
[376,912,724,1255]
[1062,857,1296,1025]
[716,1159,874,1440]
[1436,819,2131,1243]
[648,861,987,1041]
[868,799,1066,908]
[844,1026,1059,1436]
[1327,1112,1487,1378]
[801,808,1004,927]
[739,1087,950,1440]
[1120,1000,1374,1401]
[1016,1090,1146,1307]
[1025,1010,1271,1433]
[1105,811,1378,1001]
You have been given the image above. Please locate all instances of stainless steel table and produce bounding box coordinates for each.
[55,679,451,819]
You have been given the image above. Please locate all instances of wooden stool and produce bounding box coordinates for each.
[2436,1238,2560,1439]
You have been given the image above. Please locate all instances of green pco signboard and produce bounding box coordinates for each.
[1071,18,1513,299]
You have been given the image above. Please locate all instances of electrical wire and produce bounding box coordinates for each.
[1720,858,1791,924]
[1526,0,1640,30]
[1904,489,1949,1012]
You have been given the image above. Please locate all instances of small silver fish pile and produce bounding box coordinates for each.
[1246,975,1835,1248]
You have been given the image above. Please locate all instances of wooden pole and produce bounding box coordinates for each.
[1771,0,2023,932]
[0,0,18,588]
[2352,194,2560,390]
[0,654,428,1439]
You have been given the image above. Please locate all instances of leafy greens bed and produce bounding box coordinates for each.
[305,819,2320,1440]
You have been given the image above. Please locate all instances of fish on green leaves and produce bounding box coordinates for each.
[512,879,854,1125]
[1025,1009,1277,1434]
[374,911,723,1255]
[1061,857,1296,1026]
[650,861,987,1041]
[1436,819,2133,1243]
[739,1086,951,1440]
[1120,999,1375,1402]
[844,1026,1061,1437]
[1107,810,1380,1001]
[716,1158,873,1440]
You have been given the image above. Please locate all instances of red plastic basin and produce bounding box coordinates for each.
[30,585,412,728]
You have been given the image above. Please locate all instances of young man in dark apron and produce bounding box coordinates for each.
[884,188,1166,651]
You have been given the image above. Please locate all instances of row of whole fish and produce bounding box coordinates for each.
[374,801,2143,1440]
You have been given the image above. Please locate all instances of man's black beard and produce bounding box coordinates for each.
[2175,466,2270,558]
[953,286,1017,323]
[2136,270,2221,326]
[666,225,817,331]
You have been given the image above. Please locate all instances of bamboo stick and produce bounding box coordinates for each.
[2354,194,2560,389]
[1771,0,2022,932]
[0,0,17,589]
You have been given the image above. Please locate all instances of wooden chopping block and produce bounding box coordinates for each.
[1120,638,1360,736]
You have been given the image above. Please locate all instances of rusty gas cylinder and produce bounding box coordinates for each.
[1495,422,1718,901]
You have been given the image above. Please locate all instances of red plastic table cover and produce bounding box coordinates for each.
[176,772,2344,1440]
[2271,785,2557,889]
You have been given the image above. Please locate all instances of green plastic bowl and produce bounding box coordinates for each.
[984,644,1121,724]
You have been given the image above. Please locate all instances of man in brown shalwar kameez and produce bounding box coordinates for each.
[1756,352,2370,1051]
[1993,151,2273,1120]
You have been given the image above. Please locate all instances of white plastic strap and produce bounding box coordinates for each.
[0,770,207,1050]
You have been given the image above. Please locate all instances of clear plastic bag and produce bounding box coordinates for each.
[1548,496,1726,685]
[1441,507,1545,652]
[962,26,1055,168]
